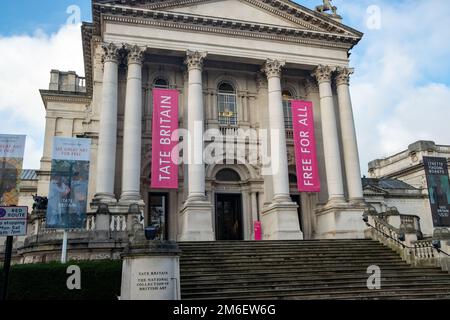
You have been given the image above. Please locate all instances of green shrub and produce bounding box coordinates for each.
[2,260,122,300]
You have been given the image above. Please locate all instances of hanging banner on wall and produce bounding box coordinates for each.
[0,134,26,206]
[423,156,450,227]
[151,88,179,189]
[291,100,320,193]
[46,137,91,229]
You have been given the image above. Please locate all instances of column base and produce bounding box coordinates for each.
[119,191,143,204]
[118,192,145,206]
[261,201,303,240]
[178,200,214,241]
[315,202,368,239]
[93,193,117,204]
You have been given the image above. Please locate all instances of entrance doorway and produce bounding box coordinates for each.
[148,193,169,241]
[215,194,243,240]
[291,194,303,233]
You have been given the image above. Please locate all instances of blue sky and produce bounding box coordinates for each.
[0,0,449,171]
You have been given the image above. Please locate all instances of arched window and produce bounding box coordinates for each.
[153,77,169,89]
[282,89,293,129]
[216,168,241,182]
[217,81,237,126]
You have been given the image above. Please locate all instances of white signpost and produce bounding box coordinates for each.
[0,206,28,236]
[0,206,28,300]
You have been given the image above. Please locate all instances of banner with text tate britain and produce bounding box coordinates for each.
[151,88,179,189]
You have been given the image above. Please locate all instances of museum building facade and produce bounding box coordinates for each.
[18,0,370,261]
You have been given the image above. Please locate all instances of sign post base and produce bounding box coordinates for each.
[120,241,181,300]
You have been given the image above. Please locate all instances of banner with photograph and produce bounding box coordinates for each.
[423,156,450,227]
[46,137,91,229]
[151,88,179,189]
[291,100,320,192]
[0,134,26,206]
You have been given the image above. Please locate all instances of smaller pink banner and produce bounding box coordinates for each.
[291,100,320,193]
[254,221,262,241]
[151,89,179,189]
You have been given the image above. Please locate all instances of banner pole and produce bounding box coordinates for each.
[1,236,13,301]
[61,230,68,264]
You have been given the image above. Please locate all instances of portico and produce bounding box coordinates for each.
[40,0,367,243]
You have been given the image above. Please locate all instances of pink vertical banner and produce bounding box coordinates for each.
[151,88,179,189]
[254,221,262,241]
[291,100,321,192]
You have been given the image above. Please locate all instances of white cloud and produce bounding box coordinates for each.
[342,0,450,173]
[0,23,84,169]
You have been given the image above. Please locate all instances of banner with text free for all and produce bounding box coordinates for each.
[291,100,320,193]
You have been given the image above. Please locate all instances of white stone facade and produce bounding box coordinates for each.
[366,140,450,237]
[11,0,372,262]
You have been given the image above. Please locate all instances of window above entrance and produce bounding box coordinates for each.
[153,77,169,89]
[216,168,241,182]
[218,81,237,127]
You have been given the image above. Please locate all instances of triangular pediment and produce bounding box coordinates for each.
[165,0,301,29]
[93,0,362,46]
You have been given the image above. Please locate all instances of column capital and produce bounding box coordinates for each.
[262,59,285,79]
[102,43,121,64]
[185,50,207,71]
[335,67,354,86]
[312,65,335,84]
[125,44,145,65]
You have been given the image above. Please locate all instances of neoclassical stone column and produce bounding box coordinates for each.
[260,59,302,240]
[256,73,274,205]
[185,50,207,203]
[120,45,145,204]
[94,43,120,204]
[179,50,214,241]
[335,67,364,202]
[313,65,345,204]
[263,59,291,203]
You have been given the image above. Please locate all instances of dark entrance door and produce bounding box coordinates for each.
[291,195,303,233]
[215,194,243,240]
[148,193,169,241]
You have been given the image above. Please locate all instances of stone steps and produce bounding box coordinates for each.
[179,240,450,300]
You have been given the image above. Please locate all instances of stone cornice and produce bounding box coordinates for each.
[40,90,92,109]
[94,2,361,49]
[82,22,94,96]
[102,14,358,50]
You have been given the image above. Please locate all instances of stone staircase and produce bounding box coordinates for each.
[179,240,450,300]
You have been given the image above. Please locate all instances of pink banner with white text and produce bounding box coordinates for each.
[151,89,179,189]
[291,100,320,193]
